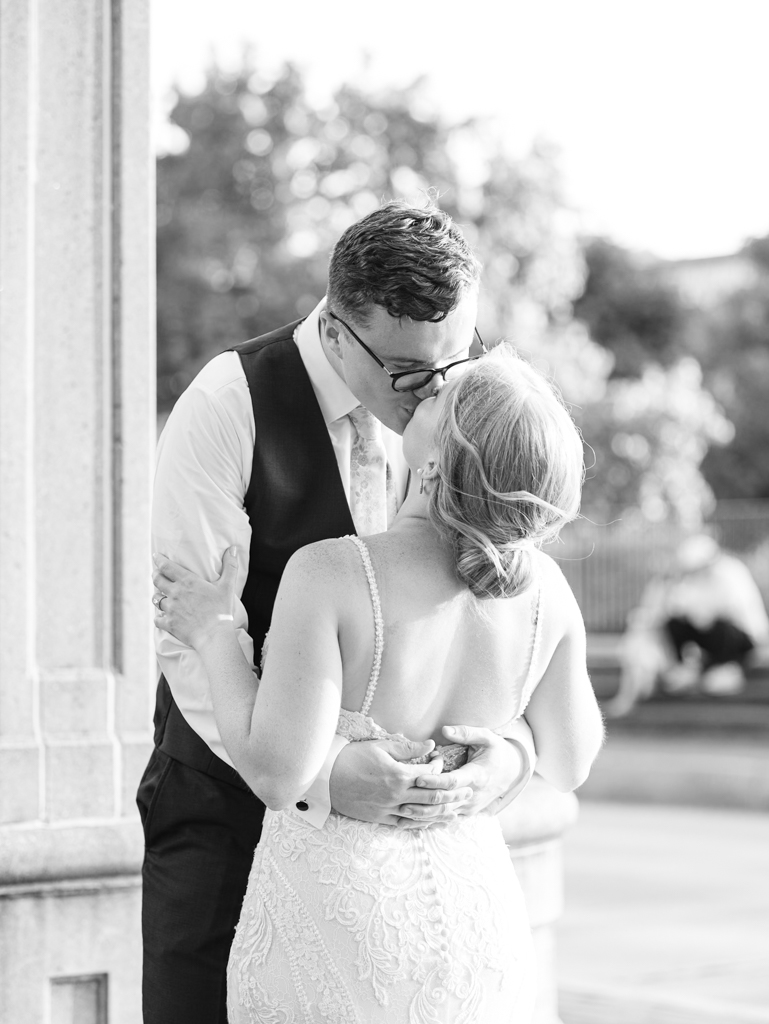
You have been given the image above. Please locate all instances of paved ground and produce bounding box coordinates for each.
[552,655,769,1021]
[556,801,769,1024]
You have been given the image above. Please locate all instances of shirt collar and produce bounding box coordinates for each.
[294,298,360,425]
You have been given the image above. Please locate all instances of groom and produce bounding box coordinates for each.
[139,201,537,1024]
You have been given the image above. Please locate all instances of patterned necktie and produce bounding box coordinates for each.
[348,405,397,535]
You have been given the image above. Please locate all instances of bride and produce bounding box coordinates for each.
[152,343,604,1023]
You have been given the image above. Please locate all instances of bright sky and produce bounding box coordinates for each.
[152,0,769,261]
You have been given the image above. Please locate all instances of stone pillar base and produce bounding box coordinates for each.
[501,776,579,1024]
[0,821,144,1024]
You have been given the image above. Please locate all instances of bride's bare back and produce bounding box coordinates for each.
[331,527,559,744]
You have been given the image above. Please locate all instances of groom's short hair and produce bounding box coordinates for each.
[327,201,481,328]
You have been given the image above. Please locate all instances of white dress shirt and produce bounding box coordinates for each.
[153,299,408,826]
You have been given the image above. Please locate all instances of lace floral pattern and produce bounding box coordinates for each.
[228,714,537,1023]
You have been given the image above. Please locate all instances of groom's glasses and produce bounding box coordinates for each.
[326,310,487,393]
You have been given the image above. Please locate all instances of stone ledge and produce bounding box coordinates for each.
[0,872,140,900]
[0,819,144,885]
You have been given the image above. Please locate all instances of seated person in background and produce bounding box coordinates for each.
[608,533,769,716]
[661,534,769,696]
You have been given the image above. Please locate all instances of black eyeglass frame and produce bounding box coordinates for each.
[326,309,487,393]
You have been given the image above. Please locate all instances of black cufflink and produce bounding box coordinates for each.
[295,800,309,811]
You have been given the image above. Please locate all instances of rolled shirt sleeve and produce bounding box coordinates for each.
[153,354,256,765]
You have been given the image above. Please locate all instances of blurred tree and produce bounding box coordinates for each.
[573,237,688,377]
[693,240,769,498]
[742,233,769,272]
[564,235,745,519]
[578,358,733,525]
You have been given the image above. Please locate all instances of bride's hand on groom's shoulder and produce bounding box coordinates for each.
[152,548,238,650]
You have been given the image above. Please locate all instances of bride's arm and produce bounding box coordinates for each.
[153,546,345,810]
[232,544,344,808]
[523,580,605,792]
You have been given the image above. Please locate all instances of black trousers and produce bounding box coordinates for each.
[137,679,265,1024]
[665,616,754,668]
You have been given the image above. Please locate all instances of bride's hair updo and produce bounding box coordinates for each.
[428,344,584,599]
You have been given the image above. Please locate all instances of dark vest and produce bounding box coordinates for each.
[235,320,356,657]
[154,320,356,786]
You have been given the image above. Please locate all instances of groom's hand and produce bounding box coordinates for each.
[405,727,527,820]
[329,738,473,828]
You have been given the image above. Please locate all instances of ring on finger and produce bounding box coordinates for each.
[152,592,165,610]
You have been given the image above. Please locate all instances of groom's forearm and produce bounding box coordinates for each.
[285,735,350,828]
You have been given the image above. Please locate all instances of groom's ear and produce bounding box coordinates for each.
[319,311,344,360]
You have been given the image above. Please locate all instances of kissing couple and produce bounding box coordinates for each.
[139,201,604,1023]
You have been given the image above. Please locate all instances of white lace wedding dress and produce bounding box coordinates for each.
[227,537,541,1023]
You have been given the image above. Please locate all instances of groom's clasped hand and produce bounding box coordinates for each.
[151,546,519,827]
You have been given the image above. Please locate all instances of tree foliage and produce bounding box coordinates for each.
[572,233,769,507]
[694,243,769,498]
[579,358,733,525]
[573,237,688,377]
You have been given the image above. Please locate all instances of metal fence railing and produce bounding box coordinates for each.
[545,500,769,635]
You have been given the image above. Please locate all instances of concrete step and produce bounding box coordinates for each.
[587,636,769,736]
[576,732,769,810]
[597,689,769,736]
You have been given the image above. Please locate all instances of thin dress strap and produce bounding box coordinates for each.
[517,579,544,717]
[491,573,544,732]
[347,536,385,717]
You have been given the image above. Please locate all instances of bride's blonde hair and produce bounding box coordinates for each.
[428,343,583,599]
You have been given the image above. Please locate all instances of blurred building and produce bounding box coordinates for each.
[662,253,759,307]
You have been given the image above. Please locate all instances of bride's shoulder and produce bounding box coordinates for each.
[533,548,570,583]
[283,536,363,590]
[532,549,584,631]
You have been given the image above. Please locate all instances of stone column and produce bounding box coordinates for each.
[501,777,580,1024]
[0,0,154,1020]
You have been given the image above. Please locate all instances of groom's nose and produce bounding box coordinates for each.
[412,375,446,402]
